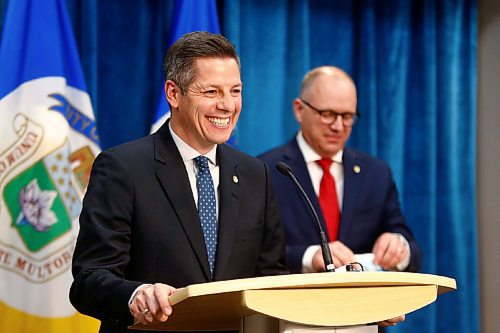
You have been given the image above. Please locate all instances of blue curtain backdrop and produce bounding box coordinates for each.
[0,1,478,333]
[222,3,478,333]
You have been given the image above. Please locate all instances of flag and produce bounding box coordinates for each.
[150,0,222,133]
[0,0,100,332]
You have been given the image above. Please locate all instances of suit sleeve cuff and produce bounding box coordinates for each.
[394,233,411,271]
[302,245,321,273]
[128,284,153,308]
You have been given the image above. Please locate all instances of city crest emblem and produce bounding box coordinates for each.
[0,78,99,284]
[3,143,79,252]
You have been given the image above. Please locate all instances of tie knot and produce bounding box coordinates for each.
[194,156,210,170]
[316,158,333,171]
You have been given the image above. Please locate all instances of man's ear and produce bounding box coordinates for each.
[292,98,303,123]
[165,80,180,109]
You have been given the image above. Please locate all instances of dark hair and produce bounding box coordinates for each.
[163,31,240,93]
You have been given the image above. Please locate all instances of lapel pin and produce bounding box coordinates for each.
[232,175,239,183]
[353,165,361,174]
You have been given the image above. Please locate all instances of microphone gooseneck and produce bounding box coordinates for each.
[275,161,335,272]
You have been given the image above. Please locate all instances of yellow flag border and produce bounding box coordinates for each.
[0,301,100,332]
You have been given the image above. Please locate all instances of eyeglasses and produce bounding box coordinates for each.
[299,99,360,127]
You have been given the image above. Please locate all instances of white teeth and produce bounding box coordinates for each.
[207,117,230,126]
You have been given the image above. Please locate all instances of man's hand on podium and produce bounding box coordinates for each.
[378,315,406,327]
[129,283,176,325]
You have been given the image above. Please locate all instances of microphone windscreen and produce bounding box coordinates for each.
[276,162,292,175]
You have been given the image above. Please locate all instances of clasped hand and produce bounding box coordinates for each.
[312,232,408,272]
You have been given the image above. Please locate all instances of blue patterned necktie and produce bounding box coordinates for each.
[194,156,218,276]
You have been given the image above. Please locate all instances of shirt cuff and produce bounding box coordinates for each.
[128,284,153,308]
[302,245,321,273]
[394,233,411,271]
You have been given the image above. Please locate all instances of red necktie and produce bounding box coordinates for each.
[316,158,340,241]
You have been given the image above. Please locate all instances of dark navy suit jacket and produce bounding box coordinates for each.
[258,137,422,273]
[70,121,287,333]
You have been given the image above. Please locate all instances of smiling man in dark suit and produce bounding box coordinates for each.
[69,32,287,333]
[259,66,422,278]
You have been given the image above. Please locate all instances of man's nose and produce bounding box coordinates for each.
[329,114,344,130]
[217,94,236,112]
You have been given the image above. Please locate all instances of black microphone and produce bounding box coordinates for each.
[276,161,335,272]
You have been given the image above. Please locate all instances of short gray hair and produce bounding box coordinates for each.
[301,66,355,96]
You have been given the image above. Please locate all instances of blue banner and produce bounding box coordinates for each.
[150,0,221,133]
[0,0,87,99]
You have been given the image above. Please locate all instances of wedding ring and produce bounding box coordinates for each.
[142,308,149,315]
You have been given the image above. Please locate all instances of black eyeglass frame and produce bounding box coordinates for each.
[299,98,360,127]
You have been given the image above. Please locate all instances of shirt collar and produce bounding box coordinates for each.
[169,123,217,165]
[296,131,343,164]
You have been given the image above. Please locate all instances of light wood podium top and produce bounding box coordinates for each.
[132,272,456,331]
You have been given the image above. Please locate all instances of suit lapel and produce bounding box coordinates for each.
[153,123,211,280]
[338,149,363,240]
[213,144,240,279]
[283,138,329,236]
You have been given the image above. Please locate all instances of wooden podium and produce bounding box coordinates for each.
[130,272,456,332]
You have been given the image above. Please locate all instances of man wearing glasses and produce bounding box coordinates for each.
[259,66,422,278]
